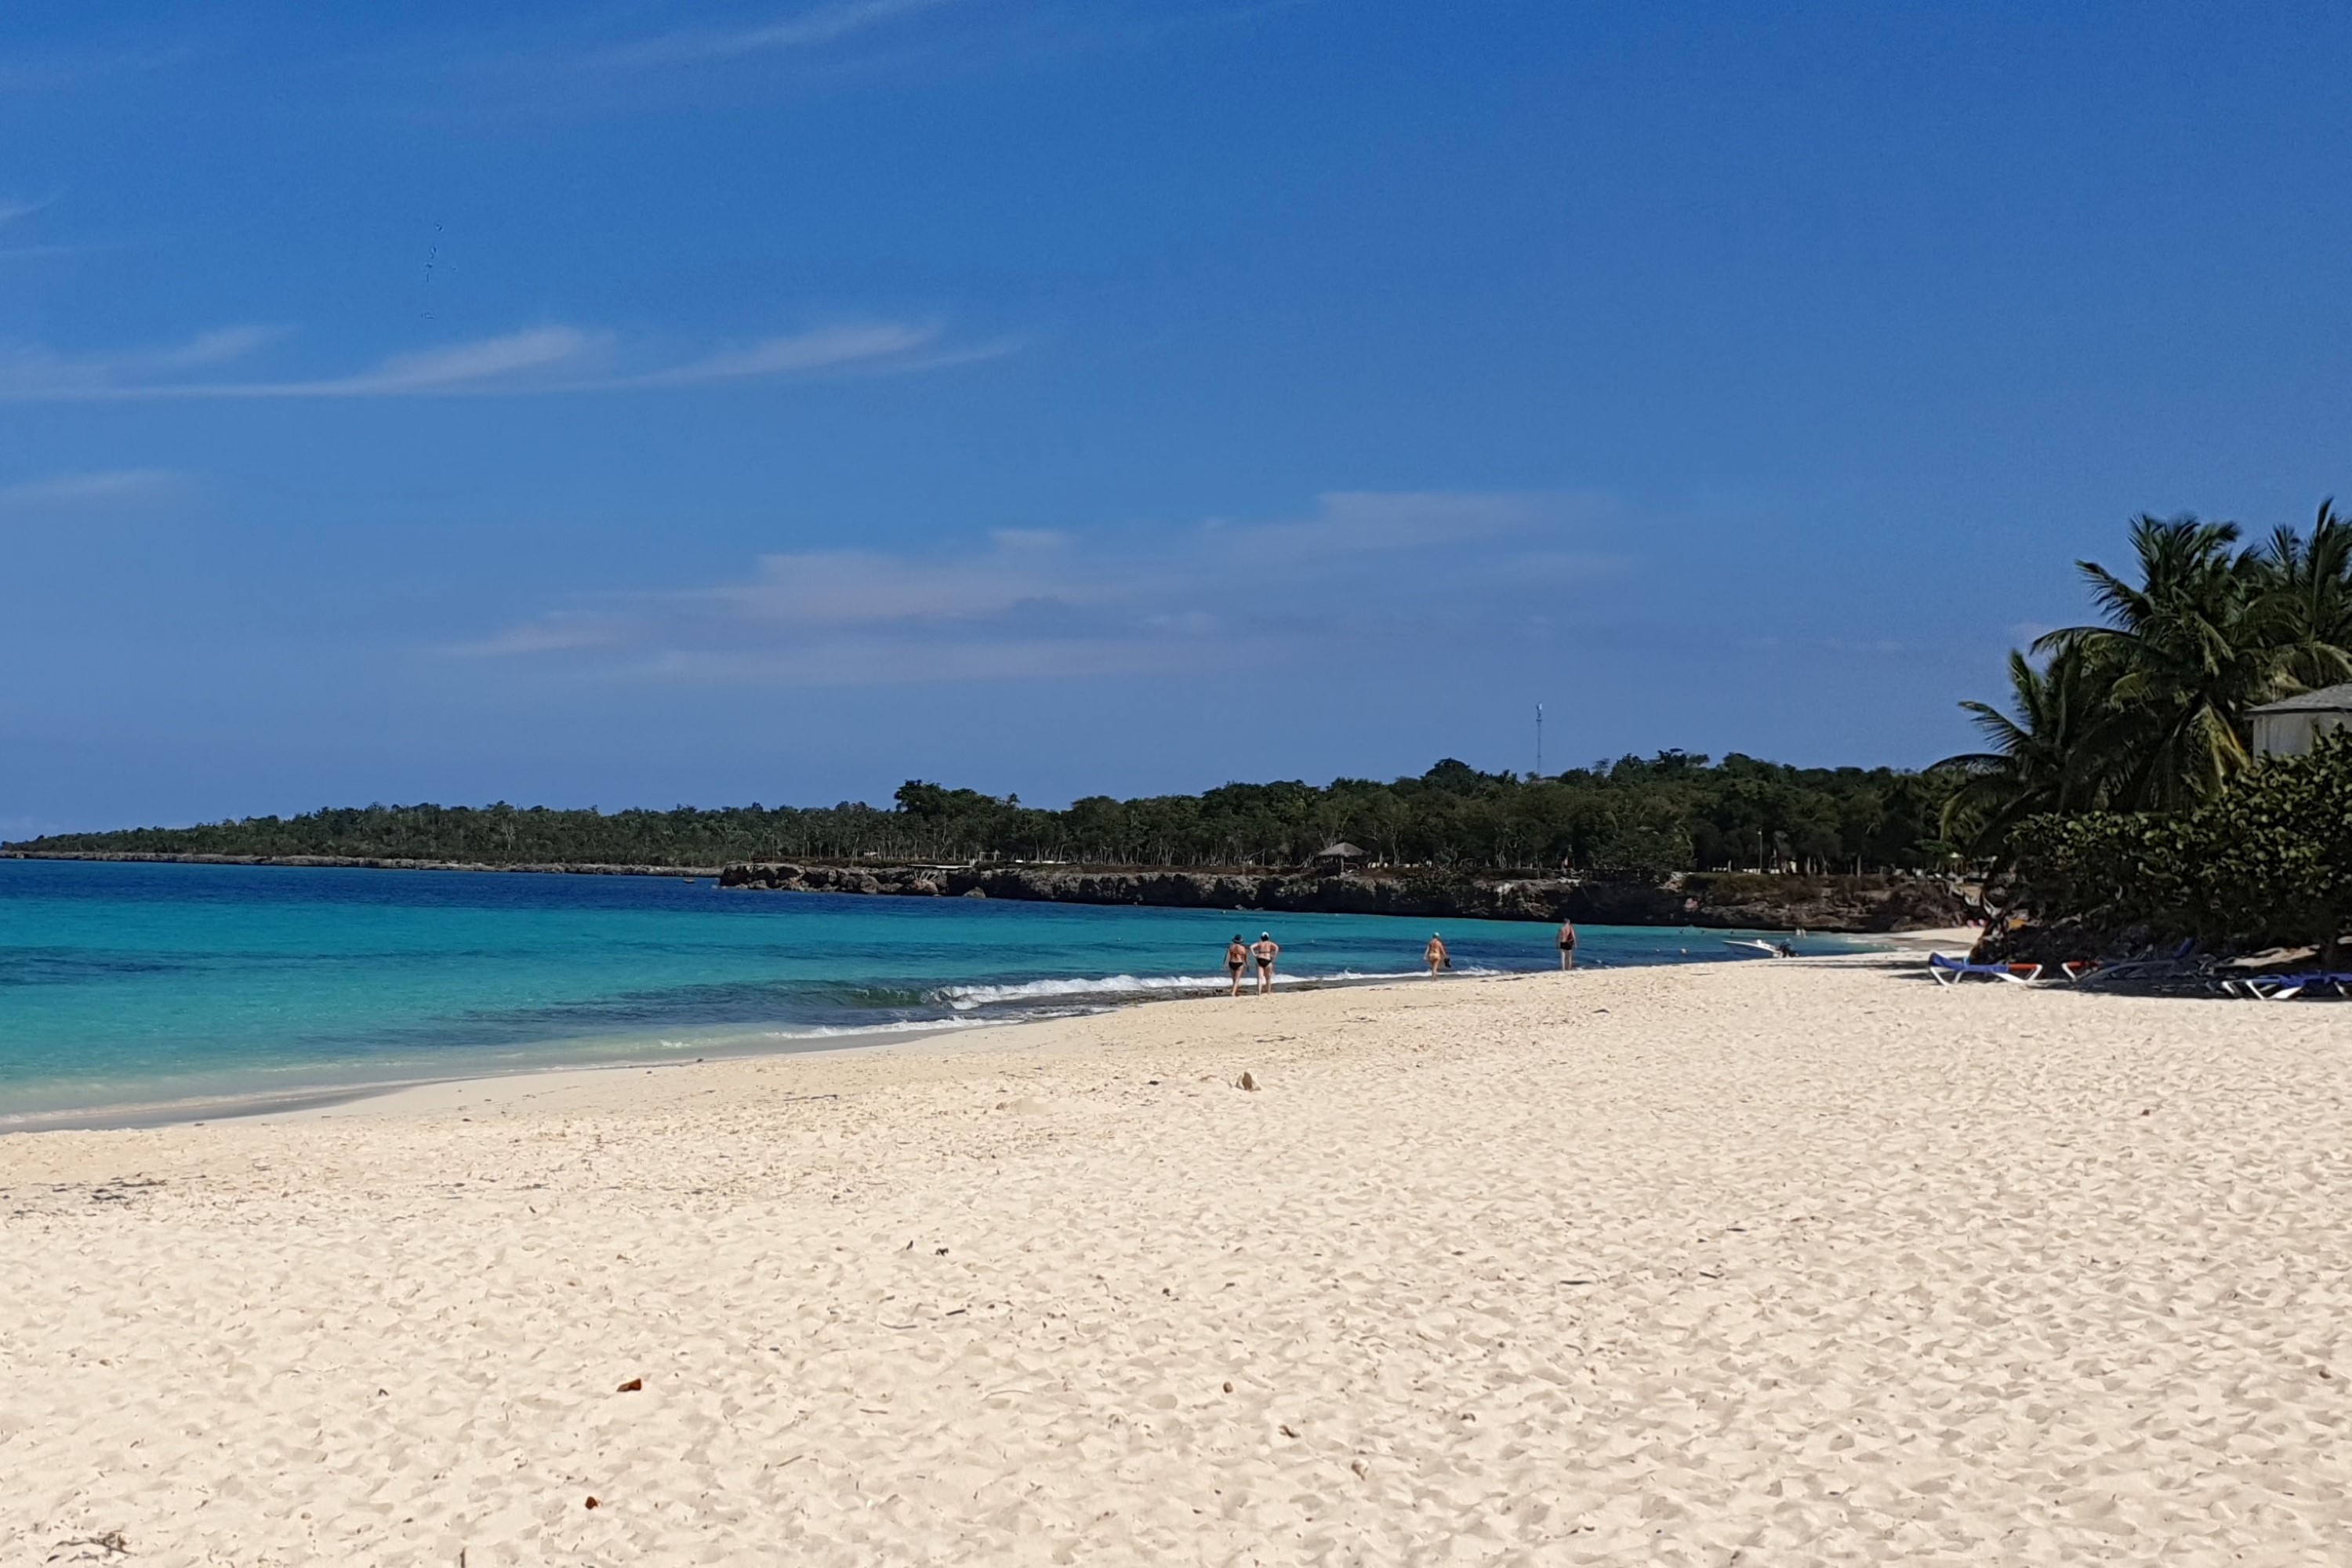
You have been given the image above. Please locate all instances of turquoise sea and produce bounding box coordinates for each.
[0,860,1869,1128]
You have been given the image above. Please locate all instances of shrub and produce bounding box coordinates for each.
[2013,731,2352,956]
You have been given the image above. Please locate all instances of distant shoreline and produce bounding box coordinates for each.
[1,848,1973,932]
[0,849,720,878]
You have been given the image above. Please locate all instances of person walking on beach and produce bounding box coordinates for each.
[1425,932,1450,975]
[1251,931,1280,994]
[1225,934,1250,996]
[1556,917,1577,971]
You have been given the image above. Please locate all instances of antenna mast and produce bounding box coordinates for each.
[1535,702,1544,778]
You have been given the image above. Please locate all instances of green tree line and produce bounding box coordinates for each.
[2011,733,2352,961]
[1942,503,2352,857]
[8,752,1962,878]
[1944,501,2352,953]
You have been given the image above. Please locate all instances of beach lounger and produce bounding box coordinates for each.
[2096,938,2199,985]
[1927,953,2041,985]
[2227,973,2352,1001]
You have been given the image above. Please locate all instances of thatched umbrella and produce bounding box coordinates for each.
[1316,841,1365,875]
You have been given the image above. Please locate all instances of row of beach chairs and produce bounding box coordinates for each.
[1929,949,2350,999]
[1926,953,2091,985]
[2216,973,2352,1001]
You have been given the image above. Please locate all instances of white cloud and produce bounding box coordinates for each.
[0,198,99,262]
[703,535,1105,627]
[0,325,285,397]
[448,490,1622,686]
[445,613,637,659]
[579,0,955,72]
[143,325,285,371]
[0,44,184,94]
[635,633,1192,686]
[0,326,277,397]
[0,321,980,401]
[0,469,187,510]
[615,322,938,388]
[325,326,599,395]
[1204,489,1565,558]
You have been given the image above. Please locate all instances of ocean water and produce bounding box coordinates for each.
[0,859,1871,1127]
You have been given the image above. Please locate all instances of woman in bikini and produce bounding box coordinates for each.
[1425,932,1450,975]
[1225,935,1250,996]
[1250,931,1280,994]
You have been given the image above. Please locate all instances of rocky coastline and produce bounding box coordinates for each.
[2,849,1971,930]
[0,851,718,878]
[715,862,1971,933]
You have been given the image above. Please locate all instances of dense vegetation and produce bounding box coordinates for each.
[1947,502,2352,953]
[7,753,1962,879]
[27,504,2346,935]
[2010,733,2352,961]
[1942,505,2352,858]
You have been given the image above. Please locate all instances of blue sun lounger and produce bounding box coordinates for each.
[1928,953,2041,985]
[2223,973,2352,1000]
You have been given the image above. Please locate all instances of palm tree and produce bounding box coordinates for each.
[1939,644,2112,861]
[1947,504,2352,858]
[2032,515,2281,810]
[2252,499,2352,693]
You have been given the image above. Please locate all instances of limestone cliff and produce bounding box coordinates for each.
[716,862,1968,932]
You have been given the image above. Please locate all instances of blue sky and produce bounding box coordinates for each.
[3,1,2349,833]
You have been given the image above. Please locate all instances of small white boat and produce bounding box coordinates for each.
[1723,939,1794,958]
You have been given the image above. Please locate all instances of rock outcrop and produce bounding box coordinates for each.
[4,848,1965,931]
[715,862,1969,932]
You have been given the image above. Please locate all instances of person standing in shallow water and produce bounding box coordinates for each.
[1425,932,1450,975]
[1225,935,1250,996]
[1557,917,1577,971]
[1251,931,1280,994]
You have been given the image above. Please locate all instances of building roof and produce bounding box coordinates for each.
[1316,841,1365,858]
[2250,681,2352,716]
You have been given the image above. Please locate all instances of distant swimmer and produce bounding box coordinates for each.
[1225,934,1250,996]
[1425,932,1450,975]
[1556,917,1578,971]
[1251,931,1280,994]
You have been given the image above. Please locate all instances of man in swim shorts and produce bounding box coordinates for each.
[1225,934,1250,996]
[1251,931,1280,994]
[1557,917,1577,970]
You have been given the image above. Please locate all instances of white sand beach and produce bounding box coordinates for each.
[6,956,2350,1566]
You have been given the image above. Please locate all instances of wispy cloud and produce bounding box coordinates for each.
[449,613,638,659]
[464,1,1286,125]
[579,0,955,73]
[626,322,949,387]
[0,326,288,397]
[0,469,188,512]
[0,43,187,94]
[0,198,80,261]
[451,491,1624,685]
[0,321,996,401]
[299,326,603,397]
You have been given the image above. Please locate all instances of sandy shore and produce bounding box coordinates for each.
[5,956,2349,1565]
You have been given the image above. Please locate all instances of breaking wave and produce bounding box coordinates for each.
[933,967,1490,1011]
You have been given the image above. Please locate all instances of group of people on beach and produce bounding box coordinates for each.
[1225,933,1280,995]
[1222,917,1578,996]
